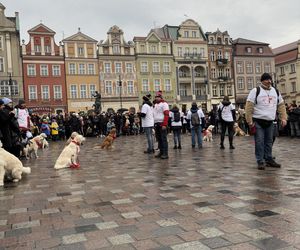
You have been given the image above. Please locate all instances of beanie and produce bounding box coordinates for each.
[2,97,12,105]
[155,91,162,98]
[142,95,149,102]
[0,99,4,105]
[261,73,272,82]
[18,99,25,105]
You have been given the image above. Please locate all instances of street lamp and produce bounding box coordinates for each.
[118,75,123,109]
[8,73,13,106]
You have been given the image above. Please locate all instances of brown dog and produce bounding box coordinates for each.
[100,128,117,149]
[234,122,246,136]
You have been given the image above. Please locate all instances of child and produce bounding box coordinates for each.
[50,119,59,141]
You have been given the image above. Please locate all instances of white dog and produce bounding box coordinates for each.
[203,125,215,142]
[0,141,31,186]
[66,132,79,146]
[54,134,85,170]
[24,133,47,159]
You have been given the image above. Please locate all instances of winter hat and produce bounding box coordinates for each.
[191,102,197,107]
[143,95,149,101]
[155,90,162,98]
[0,99,4,105]
[2,97,12,105]
[18,99,25,105]
[261,73,272,82]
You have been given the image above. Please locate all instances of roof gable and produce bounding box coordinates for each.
[146,31,161,42]
[63,30,97,43]
[28,23,56,34]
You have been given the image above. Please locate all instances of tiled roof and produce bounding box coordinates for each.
[272,41,298,55]
[233,38,269,45]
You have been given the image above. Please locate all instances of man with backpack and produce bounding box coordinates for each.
[169,104,183,149]
[186,102,205,149]
[245,73,287,170]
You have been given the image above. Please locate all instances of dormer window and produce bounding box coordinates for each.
[258,47,263,53]
[209,37,213,44]
[113,44,120,54]
[192,31,197,38]
[184,31,189,38]
[78,47,84,56]
[246,47,252,53]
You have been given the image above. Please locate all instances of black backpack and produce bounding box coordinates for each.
[173,112,181,122]
[255,86,279,104]
[191,112,200,127]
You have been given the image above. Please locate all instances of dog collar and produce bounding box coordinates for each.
[71,140,80,146]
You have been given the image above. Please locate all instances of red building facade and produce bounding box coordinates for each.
[22,23,67,115]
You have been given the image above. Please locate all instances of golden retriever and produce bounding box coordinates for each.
[0,141,31,186]
[24,133,47,159]
[100,128,116,149]
[203,125,214,142]
[66,132,79,146]
[54,134,85,170]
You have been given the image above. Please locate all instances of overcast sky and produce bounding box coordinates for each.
[2,0,300,48]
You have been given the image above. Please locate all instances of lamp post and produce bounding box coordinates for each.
[8,73,13,106]
[118,75,123,109]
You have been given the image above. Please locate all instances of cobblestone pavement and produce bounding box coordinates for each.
[1,134,300,250]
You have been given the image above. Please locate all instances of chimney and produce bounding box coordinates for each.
[15,12,20,31]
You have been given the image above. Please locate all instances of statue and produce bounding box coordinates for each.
[92,91,102,112]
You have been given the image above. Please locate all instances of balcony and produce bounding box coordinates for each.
[179,73,191,78]
[216,58,228,66]
[183,53,203,60]
[196,95,207,101]
[180,95,193,101]
[218,76,229,81]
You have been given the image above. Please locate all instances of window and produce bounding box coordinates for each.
[211,68,216,79]
[224,51,230,60]
[154,79,160,91]
[225,68,230,78]
[256,77,261,86]
[209,37,213,44]
[115,62,122,73]
[113,44,120,54]
[45,45,51,53]
[28,85,37,100]
[126,63,133,73]
[27,64,36,76]
[178,47,182,57]
[164,79,171,91]
[237,62,243,74]
[255,63,261,74]
[184,31,189,38]
[150,45,157,53]
[291,82,296,92]
[89,84,96,97]
[162,45,167,53]
[141,62,148,72]
[70,85,77,99]
[217,51,222,59]
[210,51,215,61]
[246,62,253,74]
[220,85,224,96]
[52,65,61,76]
[105,81,112,94]
[218,68,224,78]
[163,62,170,73]
[0,36,3,50]
[78,47,84,56]
[227,85,232,96]
[142,79,149,91]
[280,66,284,75]
[88,64,95,75]
[264,63,271,73]
[246,47,252,53]
[53,85,62,99]
[192,31,197,38]
[40,65,49,76]
[200,48,204,57]
[0,80,18,96]
[258,47,263,53]
[80,85,87,98]
[127,81,134,94]
[140,44,145,53]
[34,45,41,53]
[237,78,244,89]
[247,78,254,90]
[41,85,49,100]
[152,62,160,73]
[104,63,111,73]
[185,47,190,55]
[79,63,85,74]
[0,58,4,72]
[69,63,76,74]
[193,48,197,55]
[290,64,296,73]
[212,85,217,96]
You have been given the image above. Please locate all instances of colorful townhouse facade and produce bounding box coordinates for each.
[273,40,300,105]
[22,23,67,114]
[0,4,23,104]
[232,38,275,107]
[206,29,235,109]
[133,28,176,106]
[63,29,99,113]
[98,25,139,111]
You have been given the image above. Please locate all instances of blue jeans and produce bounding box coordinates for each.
[144,127,154,152]
[172,127,182,146]
[254,121,273,164]
[191,125,202,147]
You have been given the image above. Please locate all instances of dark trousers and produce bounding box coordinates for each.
[220,121,234,146]
[155,124,168,156]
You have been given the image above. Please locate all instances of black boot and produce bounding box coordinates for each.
[220,143,225,149]
[178,144,182,149]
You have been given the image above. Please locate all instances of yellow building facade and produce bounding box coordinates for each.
[63,29,99,113]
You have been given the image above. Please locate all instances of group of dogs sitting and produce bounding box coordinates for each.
[202,122,247,142]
